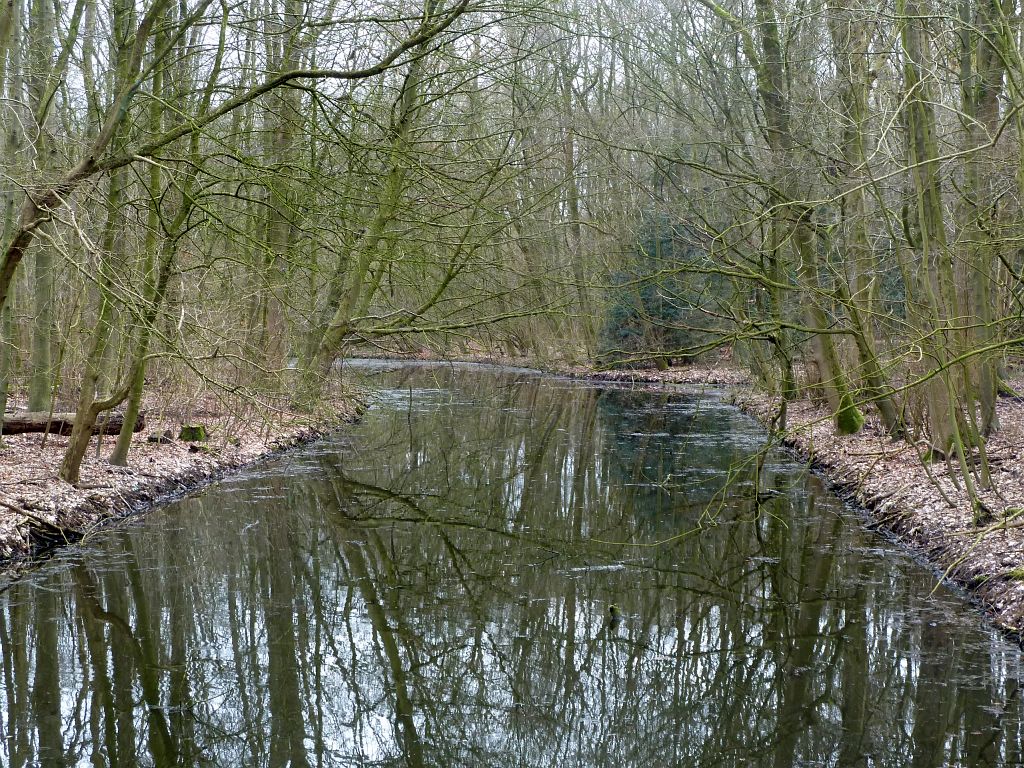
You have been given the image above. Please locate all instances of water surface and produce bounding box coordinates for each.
[1,363,1022,766]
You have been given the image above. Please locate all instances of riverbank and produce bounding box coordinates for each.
[557,359,1024,637]
[0,390,362,572]
[733,389,1024,637]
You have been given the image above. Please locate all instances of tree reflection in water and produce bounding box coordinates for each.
[0,364,1022,767]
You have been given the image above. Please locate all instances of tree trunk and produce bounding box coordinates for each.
[298,14,436,406]
[960,0,1008,439]
[899,0,973,460]
[828,1,904,436]
[752,0,864,433]
[59,0,137,484]
[25,0,57,412]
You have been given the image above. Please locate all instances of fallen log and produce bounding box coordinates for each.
[1,411,145,436]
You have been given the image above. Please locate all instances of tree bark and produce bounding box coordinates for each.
[899,0,972,459]
[828,1,904,437]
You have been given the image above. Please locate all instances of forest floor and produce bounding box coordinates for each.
[558,358,1024,637]
[0,388,362,573]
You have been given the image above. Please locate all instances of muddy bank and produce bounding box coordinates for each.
[0,394,362,572]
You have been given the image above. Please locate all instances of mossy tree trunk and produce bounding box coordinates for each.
[60,166,127,483]
[959,0,1008,439]
[753,0,865,433]
[0,0,21,434]
[61,0,144,483]
[24,0,86,410]
[827,2,904,437]
[695,0,863,433]
[108,65,164,467]
[25,0,54,413]
[899,0,976,462]
[257,0,305,375]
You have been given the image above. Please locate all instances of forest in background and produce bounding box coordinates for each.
[1,0,1023,500]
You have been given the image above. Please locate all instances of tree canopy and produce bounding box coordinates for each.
[2,0,1023,498]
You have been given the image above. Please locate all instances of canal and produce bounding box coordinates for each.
[0,362,1020,766]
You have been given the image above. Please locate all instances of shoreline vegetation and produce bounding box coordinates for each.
[4,354,1024,645]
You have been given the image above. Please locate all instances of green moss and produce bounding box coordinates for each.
[998,379,1022,398]
[834,392,865,435]
[972,501,995,527]
[178,425,208,442]
[1007,567,1024,581]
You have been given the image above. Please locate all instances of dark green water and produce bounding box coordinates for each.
[1,362,1022,767]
